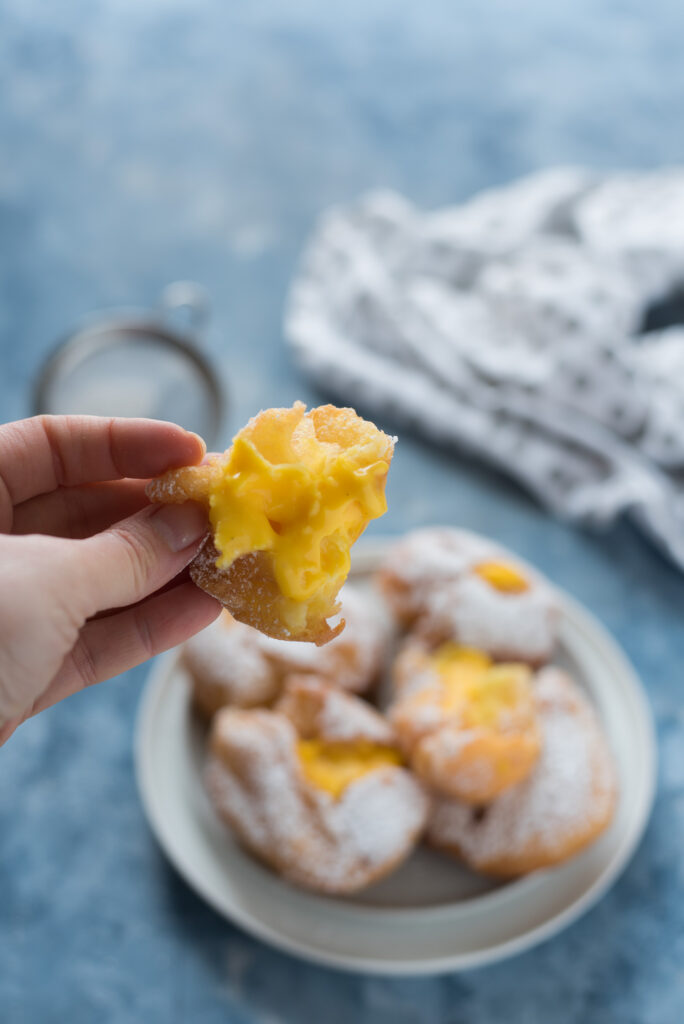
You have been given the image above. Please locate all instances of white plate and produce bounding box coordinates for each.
[135,540,656,975]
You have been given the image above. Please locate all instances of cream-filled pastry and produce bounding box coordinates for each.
[390,641,541,803]
[148,402,394,644]
[427,668,617,876]
[377,528,559,664]
[205,679,428,894]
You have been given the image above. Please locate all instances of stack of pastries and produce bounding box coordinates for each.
[181,526,618,895]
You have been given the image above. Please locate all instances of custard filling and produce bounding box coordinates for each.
[297,739,402,799]
[208,403,393,630]
[474,560,529,594]
[421,643,534,729]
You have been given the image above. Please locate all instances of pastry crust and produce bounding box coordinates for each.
[148,403,394,645]
[190,539,339,645]
[427,668,617,877]
[276,675,397,745]
[389,642,541,803]
[205,684,428,894]
[377,528,559,665]
[183,585,392,720]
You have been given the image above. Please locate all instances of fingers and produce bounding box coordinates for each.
[0,415,206,507]
[0,510,216,745]
[89,566,194,619]
[11,479,151,538]
[23,581,222,718]
[76,501,210,615]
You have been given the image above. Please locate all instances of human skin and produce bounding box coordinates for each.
[0,415,222,745]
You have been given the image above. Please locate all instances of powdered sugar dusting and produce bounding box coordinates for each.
[424,573,558,664]
[206,711,310,854]
[279,676,396,744]
[182,613,278,708]
[417,728,500,801]
[381,528,490,595]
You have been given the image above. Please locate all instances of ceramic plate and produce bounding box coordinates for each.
[134,540,656,975]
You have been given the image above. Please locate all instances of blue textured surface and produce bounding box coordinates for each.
[1,2,684,1021]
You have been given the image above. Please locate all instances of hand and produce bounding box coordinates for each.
[0,415,221,744]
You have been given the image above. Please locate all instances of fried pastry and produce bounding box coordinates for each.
[377,528,559,664]
[181,613,279,719]
[183,584,392,719]
[205,680,428,894]
[389,641,541,803]
[148,402,394,645]
[427,668,617,876]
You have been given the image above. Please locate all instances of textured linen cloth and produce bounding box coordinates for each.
[285,168,684,570]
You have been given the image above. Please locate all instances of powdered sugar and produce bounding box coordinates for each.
[423,729,499,800]
[318,769,427,880]
[424,573,558,665]
[381,528,492,594]
[278,676,396,744]
[319,693,393,742]
[182,613,279,709]
[206,711,310,854]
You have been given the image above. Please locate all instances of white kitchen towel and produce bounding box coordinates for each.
[285,168,684,569]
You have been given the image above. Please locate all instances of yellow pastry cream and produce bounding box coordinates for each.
[297,740,402,800]
[423,642,535,727]
[146,402,394,642]
[473,560,530,593]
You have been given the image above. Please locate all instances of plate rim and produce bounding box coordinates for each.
[134,537,657,975]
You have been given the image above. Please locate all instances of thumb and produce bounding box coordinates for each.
[77,501,210,614]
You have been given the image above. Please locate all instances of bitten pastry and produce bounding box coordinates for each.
[183,584,392,719]
[148,402,394,645]
[389,642,541,803]
[205,679,428,894]
[377,527,559,665]
[427,668,617,877]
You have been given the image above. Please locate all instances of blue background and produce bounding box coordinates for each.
[1,2,684,1021]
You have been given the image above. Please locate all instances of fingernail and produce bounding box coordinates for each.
[188,431,207,458]
[150,502,209,552]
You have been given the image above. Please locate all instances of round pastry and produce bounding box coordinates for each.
[427,667,617,877]
[183,584,392,719]
[389,642,541,803]
[181,612,280,719]
[205,680,428,894]
[377,527,559,665]
[147,402,394,645]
